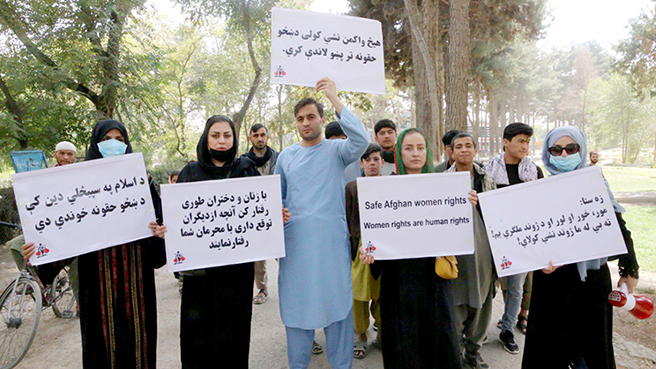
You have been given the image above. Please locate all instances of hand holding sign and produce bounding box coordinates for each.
[478,166,627,277]
[12,153,156,266]
[359,245,375,265]
[161,175,285,272]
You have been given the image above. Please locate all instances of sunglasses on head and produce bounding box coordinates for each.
[548,143,580,156]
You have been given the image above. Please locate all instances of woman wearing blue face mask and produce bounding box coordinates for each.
[522,126,639,369]
[79,119,166,368]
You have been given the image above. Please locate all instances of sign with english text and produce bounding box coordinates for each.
[270,7,386,95]
[478,166,627,277]
[161,175,285,272]
[12,153,156,266]
[357,172,475,260]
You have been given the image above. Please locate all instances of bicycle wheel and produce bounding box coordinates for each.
[0,277,42,369]
[50,269,76,319]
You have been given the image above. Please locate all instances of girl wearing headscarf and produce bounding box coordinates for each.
[153,115,259,368]
[82,119,165,368]
[360,128,463,369]
[522,126,639,369]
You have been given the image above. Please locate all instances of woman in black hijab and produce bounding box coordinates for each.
[81,119,165,368]
[154,115,259,368]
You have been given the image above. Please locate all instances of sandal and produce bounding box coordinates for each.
[370,339,382,350]
[516,315,528,335]
[312,340,323,355]
[253,289,268,305]
[353,340,367,359]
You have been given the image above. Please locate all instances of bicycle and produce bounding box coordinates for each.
[0,222,76,369]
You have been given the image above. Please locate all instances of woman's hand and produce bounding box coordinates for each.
[22,242,35,263]
[541,261,561,274]
[282,208,291,223]
[359,246,375,265]
[618,275,639,294]
[149,221,167,239]
[468,190,478,207]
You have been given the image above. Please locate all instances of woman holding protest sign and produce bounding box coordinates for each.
[23,119,166,369]
[359,128,463,369]
[522,126,640,369]
[151,115,266,368]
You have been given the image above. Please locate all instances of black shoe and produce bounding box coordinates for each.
[499,330,519,354]
[463,352,490,369]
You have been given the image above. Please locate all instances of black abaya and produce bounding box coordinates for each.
[372,257,462,369]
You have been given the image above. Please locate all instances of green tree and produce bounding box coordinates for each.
[616,3,656,97]
[588,74,653,164]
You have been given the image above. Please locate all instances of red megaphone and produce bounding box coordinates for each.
[608,283,654,320]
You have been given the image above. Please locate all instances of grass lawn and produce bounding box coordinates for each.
[601,166,656,193]
[623,206,656,273]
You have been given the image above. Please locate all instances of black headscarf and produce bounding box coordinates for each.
[177,115,259,183]
[85,119,132,161]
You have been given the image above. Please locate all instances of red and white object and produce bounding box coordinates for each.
[608,283,654,320]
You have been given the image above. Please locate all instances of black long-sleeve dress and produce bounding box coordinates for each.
[522,212,640,369]
[78,119,166,369]
[371,258,462,369]
[175,121,259,369]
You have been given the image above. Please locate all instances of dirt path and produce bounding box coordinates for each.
[614,192,656,207]
[2,192,655,368]
[2,258,655,369]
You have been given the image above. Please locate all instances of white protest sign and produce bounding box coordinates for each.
[478,166,626,278]
[12,153,156,266]
[161,175,285,272]
[270,7,386,95]
[357,172,475,260]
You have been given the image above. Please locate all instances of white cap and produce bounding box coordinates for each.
[55,141,77,153]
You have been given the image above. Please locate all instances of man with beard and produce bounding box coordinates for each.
[373,119,397,175]
[243,123,279,305]
[54,141,77,166]
[589,151,599,166]
[275,77,369,369]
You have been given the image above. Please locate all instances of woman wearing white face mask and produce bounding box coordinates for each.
[522,126,639,369]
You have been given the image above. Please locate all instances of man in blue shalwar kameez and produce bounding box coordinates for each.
[275,77,369,369]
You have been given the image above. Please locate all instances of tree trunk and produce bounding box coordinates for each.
[0,75,28,149]
[405,0,442,162]
[231,0,262,139]
[487,89,497,156]
[472,85,479,141]
[277,85,284,151]
[445,0,470,132]
[98,8,125,118]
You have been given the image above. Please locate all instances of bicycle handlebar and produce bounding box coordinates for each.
[0,220,21,229]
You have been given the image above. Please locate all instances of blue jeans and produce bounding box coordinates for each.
[500,272,528,333]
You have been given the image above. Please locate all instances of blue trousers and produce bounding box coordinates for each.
[500,272,528,332]
[285,310,354,369]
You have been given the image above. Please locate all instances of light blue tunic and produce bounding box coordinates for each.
[275,107,369,329]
